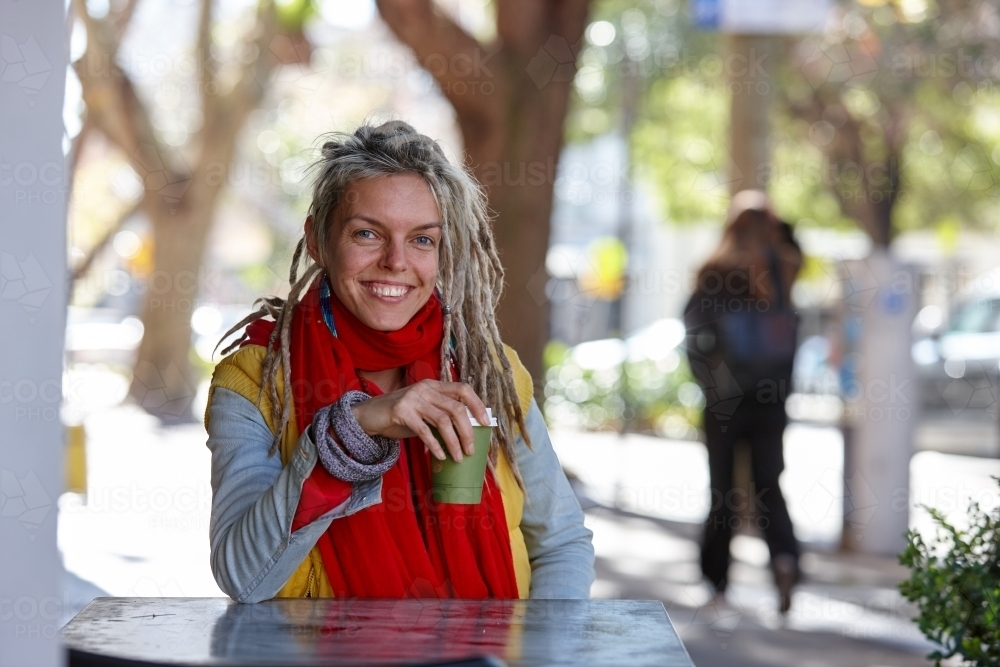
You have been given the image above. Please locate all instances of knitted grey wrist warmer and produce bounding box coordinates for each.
[311,390,400,483]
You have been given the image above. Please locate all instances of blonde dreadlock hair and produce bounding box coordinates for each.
[219,120,532,488]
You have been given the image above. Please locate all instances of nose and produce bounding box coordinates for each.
[379,237,407,273]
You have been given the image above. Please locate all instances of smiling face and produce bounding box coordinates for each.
[308,174,442,331]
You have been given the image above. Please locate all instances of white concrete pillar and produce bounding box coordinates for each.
[840,251,918,555]
[0,2,68,665]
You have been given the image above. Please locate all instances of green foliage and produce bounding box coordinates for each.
[767,118,859,231]
[899,480,1000,667]
[543,348,702,438]
[274,0,315,31]
[571,0,1000,238]
[633,75,730,223]
[565,0,726,224]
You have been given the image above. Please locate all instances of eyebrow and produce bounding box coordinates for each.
[346,215,443,231]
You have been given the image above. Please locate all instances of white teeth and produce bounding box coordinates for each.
[369,284,408,298]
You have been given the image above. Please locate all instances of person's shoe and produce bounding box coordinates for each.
[772,554,797,615]
[710,589,728,608]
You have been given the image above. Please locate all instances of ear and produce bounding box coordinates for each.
[304,215,321,265]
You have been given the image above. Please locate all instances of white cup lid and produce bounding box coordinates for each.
[467,407,498,427]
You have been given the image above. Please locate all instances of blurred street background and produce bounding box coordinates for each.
[6,0,1000,665]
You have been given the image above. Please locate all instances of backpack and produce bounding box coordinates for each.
[716,251,798,366]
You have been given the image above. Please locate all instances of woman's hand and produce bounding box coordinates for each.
[350,380,491,462]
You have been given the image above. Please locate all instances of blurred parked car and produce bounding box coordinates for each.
[912,278,1000,415]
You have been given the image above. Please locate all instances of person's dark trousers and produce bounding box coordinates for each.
[700,400,799,592]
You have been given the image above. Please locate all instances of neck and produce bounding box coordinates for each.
[358,367,405,394]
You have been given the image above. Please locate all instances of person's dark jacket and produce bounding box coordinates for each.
[683,258,797,408]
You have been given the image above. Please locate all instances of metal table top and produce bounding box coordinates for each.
[63,597,694,667]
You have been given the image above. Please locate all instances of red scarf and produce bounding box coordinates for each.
[243,282,519,599]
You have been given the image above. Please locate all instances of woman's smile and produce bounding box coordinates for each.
[361,280,414,301]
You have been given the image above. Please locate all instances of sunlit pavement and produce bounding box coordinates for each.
[58,397,999,666]
[551,426,1000,667]
[59,406,224,608]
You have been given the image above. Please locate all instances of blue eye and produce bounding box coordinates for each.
[356,229,377,240]
[415,236,434,245]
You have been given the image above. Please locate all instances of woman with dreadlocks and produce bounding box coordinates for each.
[204,121,594,603]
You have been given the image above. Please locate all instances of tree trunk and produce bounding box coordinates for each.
[727,34,778,194]
[463,53,575,386]
[376,0,590,384]
[74,0,280,422]
[128,193,217,421]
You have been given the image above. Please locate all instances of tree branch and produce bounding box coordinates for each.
[376,0,498,124]
[111,0,141,40]
[197,0,215,104]
[496,0,548,55]
[497,0,588,57]
[71,201,141,284]
[73,0,175,191]
[550,0,590,46]
[195,0,279,188]
[65,117,93,202]
[216,1,278,116]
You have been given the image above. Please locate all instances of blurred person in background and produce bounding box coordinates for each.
[204,121,594,603]
[683,190,802,614]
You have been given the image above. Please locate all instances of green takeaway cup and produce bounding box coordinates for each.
[429,408,497,504]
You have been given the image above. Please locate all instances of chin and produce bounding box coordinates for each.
[357,300,424,332]
[365,312,412,332]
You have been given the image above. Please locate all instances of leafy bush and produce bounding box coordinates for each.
[899,479,1000,667]
[542,340,703,439]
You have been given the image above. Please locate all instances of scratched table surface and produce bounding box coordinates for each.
[63,597,694,667]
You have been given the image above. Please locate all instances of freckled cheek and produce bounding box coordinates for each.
[336,249,382,279]
[410,252,439,284]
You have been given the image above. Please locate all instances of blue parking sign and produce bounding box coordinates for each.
[692,0,721,29]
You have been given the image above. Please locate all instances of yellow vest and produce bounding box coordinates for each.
[206,344,535,599]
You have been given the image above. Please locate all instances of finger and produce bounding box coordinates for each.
[431,394,476,456]
[435,382,490,426]
[412,383,471,457]
[456,383,490,427]
[410,419,447,461]
[427,406,464,462]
